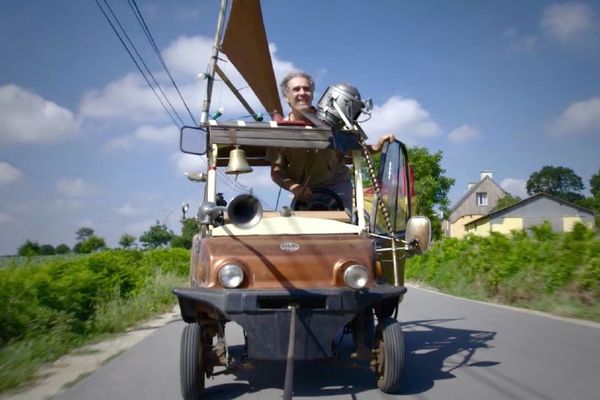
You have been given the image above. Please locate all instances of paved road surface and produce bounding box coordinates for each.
[55,287,600,400]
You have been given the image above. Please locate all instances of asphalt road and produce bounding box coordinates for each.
[55,287,600,400]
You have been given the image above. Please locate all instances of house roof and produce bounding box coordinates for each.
[465,192,596,227]
[449,176,506,214]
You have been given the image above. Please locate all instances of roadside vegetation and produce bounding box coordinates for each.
[406,222,600,321]
[2,159,598,394]
[0,248,189,393]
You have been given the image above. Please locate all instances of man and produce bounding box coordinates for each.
[268,71,392,211]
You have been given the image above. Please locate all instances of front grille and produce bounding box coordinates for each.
[257,296,326,310]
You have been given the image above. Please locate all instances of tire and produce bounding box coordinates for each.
[374,318,405,393]
[180,323,205,400]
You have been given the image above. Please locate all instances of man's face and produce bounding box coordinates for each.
[285,76,313,112]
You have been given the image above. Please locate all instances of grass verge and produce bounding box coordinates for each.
[0,251,187,394]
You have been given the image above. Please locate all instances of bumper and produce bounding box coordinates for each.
[173,285,406,360]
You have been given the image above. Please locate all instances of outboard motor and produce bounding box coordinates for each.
[316,83,372,130]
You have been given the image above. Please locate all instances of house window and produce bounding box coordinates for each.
[476,192,488,206]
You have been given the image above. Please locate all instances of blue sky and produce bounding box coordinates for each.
[1,0,599,255]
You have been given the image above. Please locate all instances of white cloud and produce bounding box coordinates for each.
[235,167,273,189]
[55,198,84,209]
[134,125,177,143]
[163,35,213,77]
[504,27,538,52]
[125,219,158,237]
[541,2,594,43]
[269,43,298,87]
[361,96,441,144]
[78,219,94,229]
[102,124,178,152]
[173,152,207,176]
[81,35,300,125]
[500,178,528,198]
[232,167,281,209]
[550,97,600,135]
[448,124,481,143]
[0,84,79,146]
[79,74,169,122]
[103,135,134,151]
[163,35,296,97]
[116,202,143,217]
[0,213,14,224]
[0,162,23,186]
[56,177,96,198]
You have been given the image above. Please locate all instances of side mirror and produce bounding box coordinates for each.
[405,216,431,255]
[180,126,207,156]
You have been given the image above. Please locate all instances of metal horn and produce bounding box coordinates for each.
[226,146,253,174]
[227,194,263,229]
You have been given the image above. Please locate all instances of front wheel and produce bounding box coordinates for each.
[180,323,205,400]
[373,318,405,393]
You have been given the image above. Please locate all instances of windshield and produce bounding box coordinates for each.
[365,140,411,235]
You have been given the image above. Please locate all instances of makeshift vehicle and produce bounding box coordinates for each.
[173,1,431,398]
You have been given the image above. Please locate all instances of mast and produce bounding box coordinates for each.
[200,0,229,125]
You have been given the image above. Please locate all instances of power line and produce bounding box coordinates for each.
[99,0,186,127]
[94,1,272,209]
[94,0,184,128]
[127,0,198,126]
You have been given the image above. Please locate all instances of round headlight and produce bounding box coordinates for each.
[343,264,369,289]
[218,263,244,288]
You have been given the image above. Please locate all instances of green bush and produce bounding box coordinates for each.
[0,248,189,392]
[406,224,600,321]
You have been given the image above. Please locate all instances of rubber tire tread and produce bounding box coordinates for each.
[180,323,204,400]
[376,317,405,393]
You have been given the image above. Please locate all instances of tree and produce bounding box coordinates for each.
[17,240,40,256]
[590,168,600,197]
[171,218,200,249]
[38,244,55,256]
[73,227,106,254]
[408,147,455,238]
[491,194,522,212]
[74,235,106,253]
[526,165,584,203]
[55,244,70,254]
[139,221,174,249]
[119,233,136,249]
[75,227,95,242]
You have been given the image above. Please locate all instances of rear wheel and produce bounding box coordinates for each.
[180,323,205,400]
[373,318,404,393]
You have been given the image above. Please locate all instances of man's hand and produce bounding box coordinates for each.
[290,183,313,200]
[369,134,396,153]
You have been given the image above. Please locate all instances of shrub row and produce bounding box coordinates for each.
[406,222,600,320]
[0,248,189,346]
[0,248,189,392]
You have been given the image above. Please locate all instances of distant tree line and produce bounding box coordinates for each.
[493,166,600,219]
[15,158,599,257]
[16,218,199,256]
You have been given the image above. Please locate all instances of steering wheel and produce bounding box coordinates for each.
[291,187,345,211]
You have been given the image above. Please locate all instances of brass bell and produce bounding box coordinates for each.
[226,146,253,174]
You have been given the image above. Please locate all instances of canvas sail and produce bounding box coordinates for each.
[221,0,282,117]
